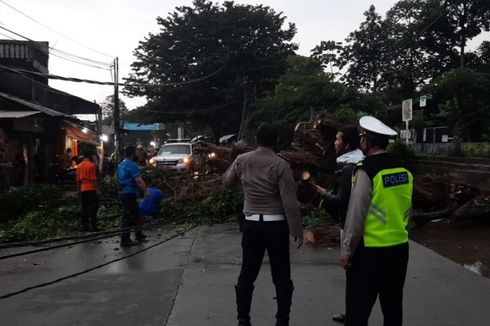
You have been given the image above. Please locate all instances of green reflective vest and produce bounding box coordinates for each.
[361,165,413,247]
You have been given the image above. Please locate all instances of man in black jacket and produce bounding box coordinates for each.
[316,125,364,323]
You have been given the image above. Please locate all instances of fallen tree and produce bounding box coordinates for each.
[139,114,489,245]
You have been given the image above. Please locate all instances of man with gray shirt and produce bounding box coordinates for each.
[223,124,303,326]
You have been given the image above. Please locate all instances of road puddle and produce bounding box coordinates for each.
[410,221,490,278]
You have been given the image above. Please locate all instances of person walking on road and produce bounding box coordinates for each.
[76,150,99,232]
[117,145,149,247]
[341,116,413,326]
[223,124,303,326]
[315,125,364,323]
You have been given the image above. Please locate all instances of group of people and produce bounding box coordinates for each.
[223,116,413,326]
[76,145,162,246]
[74,115,412,324]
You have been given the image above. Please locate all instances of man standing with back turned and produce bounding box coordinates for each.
[223,124,303,326]
[76,150,99,232]
[341,116,413,326]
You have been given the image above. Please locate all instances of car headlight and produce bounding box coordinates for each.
[149,157,156,165]
[182,156,191,164]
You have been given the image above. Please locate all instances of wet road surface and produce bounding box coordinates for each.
[411,221,490,278]
[1,224,489,326]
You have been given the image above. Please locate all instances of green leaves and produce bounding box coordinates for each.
[302,207,336,229]
[426,68,490,141]
[125,0,297,138]
[0,185,63,223]
[0,185,121,243]
[160,188,243,225]
[254,55,385,131]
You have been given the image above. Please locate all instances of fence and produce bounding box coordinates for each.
[411,142,490,158]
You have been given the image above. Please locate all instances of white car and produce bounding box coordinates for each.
[149,142,193,171]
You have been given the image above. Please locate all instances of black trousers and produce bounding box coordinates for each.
[80,191,99,228]
[236,219,293,322]
[345,242,409,326]
[238,219,291,287]
[119,194,143,239]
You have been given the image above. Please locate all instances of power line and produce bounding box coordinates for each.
[0,31,15,40]
[48,46,112,67]
[0,63,227,87]
[0,0,113,59]
[0,225,196,300]
[0,220,171,259]
[136,100,240,115]
[0,65,104,101]
[0,26,111,69]
[0,25,111,69]
[49,50,112,70]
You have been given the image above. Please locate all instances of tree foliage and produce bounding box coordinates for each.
[254,55,385,131]
[124,0,297,141]
[425,68,490,141]
[312,1,490,94]
[100,94,128,125]
[310,0,490,137]
[312,5,388,93]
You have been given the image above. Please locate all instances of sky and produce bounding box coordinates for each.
[0,0,488,111]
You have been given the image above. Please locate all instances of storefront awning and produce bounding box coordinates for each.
[0,110,41,118]
[64,120,99,145]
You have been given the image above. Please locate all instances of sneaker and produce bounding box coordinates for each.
[120,239,138,247]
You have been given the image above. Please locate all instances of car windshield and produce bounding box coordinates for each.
[158,144,191,155]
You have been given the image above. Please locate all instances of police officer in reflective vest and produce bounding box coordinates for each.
[341,116,413,326]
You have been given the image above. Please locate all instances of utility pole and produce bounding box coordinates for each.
[113,57,121,155]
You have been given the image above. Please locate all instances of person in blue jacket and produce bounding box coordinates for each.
[117,145,149,247]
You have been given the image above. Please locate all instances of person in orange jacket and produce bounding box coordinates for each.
[76,150,99,232]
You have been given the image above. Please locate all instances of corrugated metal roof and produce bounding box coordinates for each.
[0,110,41,118]
[0,90,68,117]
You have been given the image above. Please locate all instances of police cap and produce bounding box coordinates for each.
[359,116,397,137]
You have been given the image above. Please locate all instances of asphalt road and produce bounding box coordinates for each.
[1,224,489,326]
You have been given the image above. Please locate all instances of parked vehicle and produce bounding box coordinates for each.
[149,142,193,171]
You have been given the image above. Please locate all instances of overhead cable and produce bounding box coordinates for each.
[0,25,112,69]
[0,66,101,99]
[0,225,196,300]
[0,0,114,59]
[0,220,171,260]
[0,63,227,87]
[135,100,239,115]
